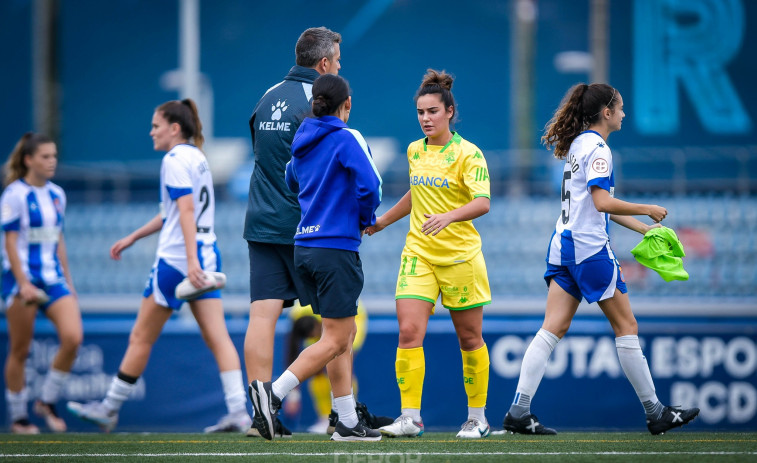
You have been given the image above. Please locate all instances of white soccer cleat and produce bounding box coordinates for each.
[204,410,252,433]
[175,271,226,300]
[379,415,424,437]
[307,417,330,434]
[456,418,490,438]
[66,401,118,433]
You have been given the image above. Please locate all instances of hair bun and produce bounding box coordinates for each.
[420,69,454,91]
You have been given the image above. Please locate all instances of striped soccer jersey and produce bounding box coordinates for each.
[1,179,66,286]
[157,144,218,265]
[547,130,616,265]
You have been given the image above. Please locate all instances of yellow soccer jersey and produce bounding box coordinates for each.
[403,132,490,266]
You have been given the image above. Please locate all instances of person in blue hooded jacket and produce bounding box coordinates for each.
[249,74,383,442]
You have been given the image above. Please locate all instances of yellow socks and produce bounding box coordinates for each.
[308,372,333,418]
[461,344,489,408]
[395,347,425,409]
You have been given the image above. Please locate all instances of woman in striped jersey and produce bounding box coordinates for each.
[66,99,250,434]
[1,133,82,433]
[503,83,699,436]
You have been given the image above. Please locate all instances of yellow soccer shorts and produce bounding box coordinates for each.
[395,250,491,310]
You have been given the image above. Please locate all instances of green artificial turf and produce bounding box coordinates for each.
[1,432,755,462]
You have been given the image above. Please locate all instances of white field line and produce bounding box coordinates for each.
[2,451,757,458]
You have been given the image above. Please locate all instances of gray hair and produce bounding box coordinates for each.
[295,27,342,68]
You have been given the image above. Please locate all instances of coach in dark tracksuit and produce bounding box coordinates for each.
[242,26,342,438]
[244,26,387,437]
[249,73,383,442]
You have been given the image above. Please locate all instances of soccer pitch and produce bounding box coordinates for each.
[1,432,756,462]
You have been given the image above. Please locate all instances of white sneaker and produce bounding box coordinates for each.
[307,417,330,434]
[204,411,252,433]
[379,415,424,437]
[66,401,118,432]
[456,418,490,438]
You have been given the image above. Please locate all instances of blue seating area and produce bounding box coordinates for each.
[61,195,757,306]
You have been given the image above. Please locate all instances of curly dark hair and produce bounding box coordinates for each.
[541,83,617,159]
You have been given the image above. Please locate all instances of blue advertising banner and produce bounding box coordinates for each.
[1,314,755,432]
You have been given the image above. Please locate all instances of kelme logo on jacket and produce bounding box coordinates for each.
[296,224,321,235]
[258,100,291,131]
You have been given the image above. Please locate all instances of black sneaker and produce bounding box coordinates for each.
[248,380,282,440]
[331,420,382,442]
[356,402,394,429]
[247,416,293,438]
[647,406,700,435]
[327,409,338,434]
[503,412,557,435]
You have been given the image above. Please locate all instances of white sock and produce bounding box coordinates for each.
[102,376,136,412]
[401,408,422,422]
[616,335,661,414]
[6,388,29,422]
[468,406,486,423]
[335,394,358,428]
[351,387,356,408]
[271,370,300,401]
[220,369,247,415]
[330,392,336,412]
[509,329,560,418]
[40,368,69,404]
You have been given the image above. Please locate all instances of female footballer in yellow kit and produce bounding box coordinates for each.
[365,69,492,438]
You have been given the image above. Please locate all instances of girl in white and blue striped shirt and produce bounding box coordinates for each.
[1,132,82,434]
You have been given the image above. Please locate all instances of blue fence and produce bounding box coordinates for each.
[1,313,755,432]
[60,196,757,304]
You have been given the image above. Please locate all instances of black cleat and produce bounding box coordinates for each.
[247,416,292,438]
[331,420,382,442]
[327,409,338,435]
[356,401,394,429]
[647,406,700,435]
[503,412,557,435]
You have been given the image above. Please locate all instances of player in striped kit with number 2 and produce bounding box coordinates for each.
[67,99,250,433]
[503,83,699,436]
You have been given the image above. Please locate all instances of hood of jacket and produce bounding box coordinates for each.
[291,116,347,159]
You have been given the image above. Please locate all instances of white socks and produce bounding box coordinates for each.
[272,370,300,401]
[468,406,486,423]
[40,368,69,404]
[220,369,247,415]
[401,408,422,422]
[6,388,29,422]
[334,394,358,427]
[615,335,662,417]
[103,376,137,413]
[510,329,561,417]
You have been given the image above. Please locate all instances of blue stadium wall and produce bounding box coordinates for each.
[1,0,756,161]
[1,314,755,432]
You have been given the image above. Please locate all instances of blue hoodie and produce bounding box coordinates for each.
[286,116,382,252]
